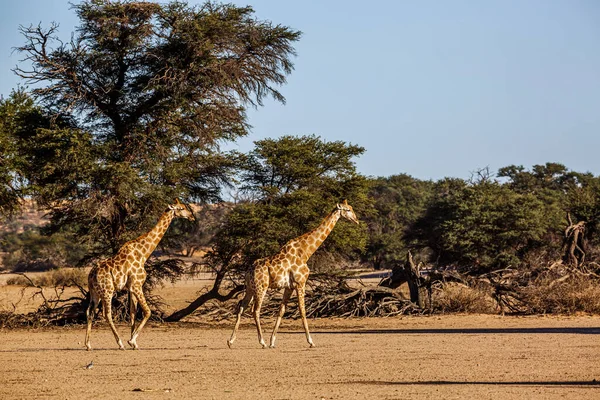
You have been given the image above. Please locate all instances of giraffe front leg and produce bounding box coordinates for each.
[227,291,253,349]
[128,287,151,350]
[269,287,293,348]
[297,286,315,348]
[102,293,124,350]
[252,288,267,349]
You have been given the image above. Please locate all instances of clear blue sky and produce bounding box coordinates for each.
[1,0,599,180]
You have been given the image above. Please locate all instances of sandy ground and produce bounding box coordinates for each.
[0,315,599,399]
[1,274,600,399]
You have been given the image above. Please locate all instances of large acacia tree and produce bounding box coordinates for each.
[166,135,369,321]
[14,0,301,253]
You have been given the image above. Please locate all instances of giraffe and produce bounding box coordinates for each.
[227,200,359,349]
[84,199,194,351]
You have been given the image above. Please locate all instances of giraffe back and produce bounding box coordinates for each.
[248,242,310,291]
[88,247,147,294]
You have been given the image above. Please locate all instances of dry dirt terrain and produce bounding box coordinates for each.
[1,275,600,399]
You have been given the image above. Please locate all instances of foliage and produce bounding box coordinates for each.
[239,135,365,200]
[1,226,90,271]
[498,162,579,194]
[364,174,434,269]
[0,90,44,217]
[407,178,562,272]
[212,135,369,274]
[565,173,600,250]
[499,163,600,262]
[159,203,234,257]
[12,0,301,253]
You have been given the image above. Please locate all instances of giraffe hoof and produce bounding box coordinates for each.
[85,346,92,351]
[127,340,138,350]
[227,340,233,349]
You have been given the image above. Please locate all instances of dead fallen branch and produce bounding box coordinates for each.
[193,273,424,320]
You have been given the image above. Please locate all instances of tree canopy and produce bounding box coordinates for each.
[405,179,557,271]
[364,174,434,270]
[0,91,33,217]
[230,135,368,264]
[13,0,301,253]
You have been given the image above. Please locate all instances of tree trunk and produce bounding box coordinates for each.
[404,251,427,308]
[563,213,586,267]
[407,279,422,307]
[380,251,429,309]
[164,269,244,322]
[164,285,244,321]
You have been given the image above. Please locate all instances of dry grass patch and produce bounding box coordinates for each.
[434,282,496,313]
[6,268,87,288]
[521,274,600,314]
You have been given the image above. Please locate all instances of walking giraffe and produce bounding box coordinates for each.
[85,199,194,350]
[227,200,359,349]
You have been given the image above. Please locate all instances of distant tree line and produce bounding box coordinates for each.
[367,164,600,273]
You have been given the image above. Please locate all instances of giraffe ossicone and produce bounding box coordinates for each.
[84,198,194,351]
[227,200,359,349]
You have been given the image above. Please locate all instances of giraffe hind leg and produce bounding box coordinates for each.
[84,293,100,351]
[269,287,293,348]
[129,291,138,337]
[128,286,150,350]
[101,292,124,350]
[252,287,268,349]
[297,286,315,348]
[227,290,254,348]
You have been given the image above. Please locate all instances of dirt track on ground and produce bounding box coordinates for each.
[1,315,600,399]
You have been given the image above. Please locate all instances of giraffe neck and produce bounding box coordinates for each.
[298,208,341,261]
[136,209,176,261]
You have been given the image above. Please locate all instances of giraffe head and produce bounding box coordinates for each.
[168,198,195,221]
[337,200,359,224]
